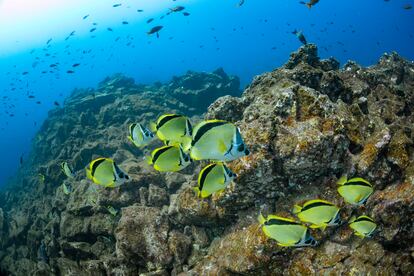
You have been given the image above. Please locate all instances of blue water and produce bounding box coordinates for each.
[0,0,413,186]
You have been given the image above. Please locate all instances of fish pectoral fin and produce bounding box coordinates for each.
[309,224,322,229]
[219,140,228,154]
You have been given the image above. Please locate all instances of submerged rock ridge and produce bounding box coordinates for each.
[0,46,413,275]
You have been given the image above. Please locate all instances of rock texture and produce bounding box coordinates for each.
[1,46,414,275]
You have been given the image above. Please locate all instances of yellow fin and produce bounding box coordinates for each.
[85,167,92,180]
[257,213,266,225]
[337,175,348,185]
[150,122,157,132]
[145,155,153,165]
[193,187,201,198]
[292,205,302,214]
[218,140,228,154]
[277,242,294,247]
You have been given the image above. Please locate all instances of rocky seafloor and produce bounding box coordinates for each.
[0,45,413,275]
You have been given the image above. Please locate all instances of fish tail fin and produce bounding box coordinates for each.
[149,122,157,132]
[292,205,302,214]
[257,213,266,225]
[337,175,348,186]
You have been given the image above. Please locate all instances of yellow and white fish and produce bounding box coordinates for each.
[349,215,377,238]
[86,158,129,188]
[337,176,373,205]
[128,123,154,148]
[148,145,192,172]
[190,120,250,162]
[293,199,341,230]
[194,162,236,198]
[258,213,318,247]
[150,114,192,150]
[61,162,75,179]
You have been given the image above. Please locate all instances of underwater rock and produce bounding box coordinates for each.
[115,206,172,269]
[1,48,414,275]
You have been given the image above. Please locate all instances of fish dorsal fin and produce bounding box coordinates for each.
[257,213,267,225]
[292,205,302,214]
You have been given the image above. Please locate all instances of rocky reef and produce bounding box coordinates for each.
[1,45,413,275]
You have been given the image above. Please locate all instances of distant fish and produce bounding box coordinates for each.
[147,25,163,38]
[90,27,97,32]
[83,14,90,20]
[167,6,185,15]
[36,101,41,104]
[403,4,412,10]
[67,70,75,74]
[54,101,60,106]
[122,21,129,24]
[20,154,24,165]
[237,0,245,7]
[292,29,307,45]
[299,0,319,8]
[107,27,113,31]
[137,9,144,12]
[46,38,52,44]
[183,12,190,16]
[22,71,29,75]
[72,63,80,67]
[113,3,122,7]
[147,18,154,23]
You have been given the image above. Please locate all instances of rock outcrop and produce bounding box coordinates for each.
[1,46,414,275]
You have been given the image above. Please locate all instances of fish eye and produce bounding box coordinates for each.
[244,148,250,155]
[184,156,189,162]
[119,172,124,178]
[237,144,245,152]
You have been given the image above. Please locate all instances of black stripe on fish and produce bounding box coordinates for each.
[343,181,372,188]
[199,164,216,191]
[301,201,334,212]
[152,146,174,163]
[265,218,300,226]
[157,114,183,130]
[192,121,228,146]
[130,123,137,137]
[354,216,374,223]
[91,158,106,177]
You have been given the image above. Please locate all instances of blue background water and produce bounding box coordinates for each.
[0,0,413,186]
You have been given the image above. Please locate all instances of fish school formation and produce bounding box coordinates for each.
[59,112,378,248]
[61,113,249,200]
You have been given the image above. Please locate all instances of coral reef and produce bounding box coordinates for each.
[1,46,414,275]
